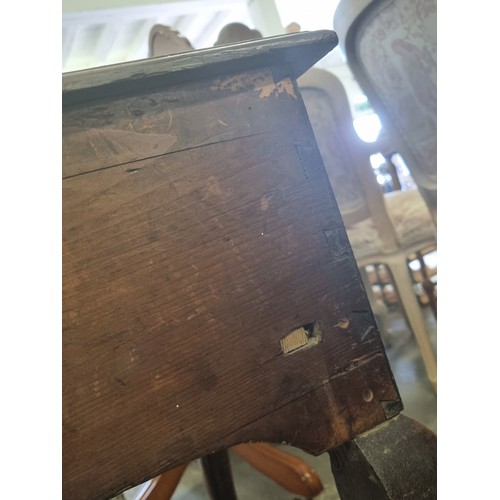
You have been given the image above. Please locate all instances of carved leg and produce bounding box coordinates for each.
[328,414,436,500]
[201,449,238,500]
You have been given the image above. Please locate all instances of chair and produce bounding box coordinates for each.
[297,67,437,390]
[213,22,263,46]
[132,444,324,499]
[63,30,436,500]
[334,0,437,222]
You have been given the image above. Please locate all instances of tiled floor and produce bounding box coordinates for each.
[118,305,437,500]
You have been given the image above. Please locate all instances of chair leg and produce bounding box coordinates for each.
[386,254,437,391]
[231,443,324,497]
[358,267,389,340]
[201,449,238,500]
[134,465,188,500]
[328,414,436,500]
[414,250,437,319]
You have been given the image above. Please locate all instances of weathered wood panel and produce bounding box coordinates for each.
[63,68,291,177]
[63,31,401,500]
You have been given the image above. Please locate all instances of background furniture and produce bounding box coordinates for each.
[63,31,436,499]
[134,443,324,499]
[149,25,194,58]
[297,67,437,390]
[334,0,437,222]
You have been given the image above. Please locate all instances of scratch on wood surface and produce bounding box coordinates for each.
[202,176,231,201]
[167,109,173,131]
[92,371,102,398]
[89,140,99,159]
[361,326,377,341]
[260,194,272,211]
[72,128,177,157]
[209,73,297,100]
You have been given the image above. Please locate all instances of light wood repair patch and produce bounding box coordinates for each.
[280,322,320,355]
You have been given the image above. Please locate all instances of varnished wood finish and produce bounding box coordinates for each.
[232,443,323,497]
[329,414,437,499]
[63,31,402,500]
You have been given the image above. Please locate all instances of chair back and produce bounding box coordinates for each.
[149,24,194,57]
[298,67,399,253]
[334,0,437,219]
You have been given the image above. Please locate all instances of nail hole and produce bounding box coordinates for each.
[362,389,374,402]
[337,317,350,329]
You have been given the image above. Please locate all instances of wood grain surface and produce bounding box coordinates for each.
[63,32,401,500]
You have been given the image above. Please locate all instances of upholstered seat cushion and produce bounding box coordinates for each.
[346,188,435,260]
[385,189,436,246]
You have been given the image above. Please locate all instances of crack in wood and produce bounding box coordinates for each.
[63,131,267,180]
